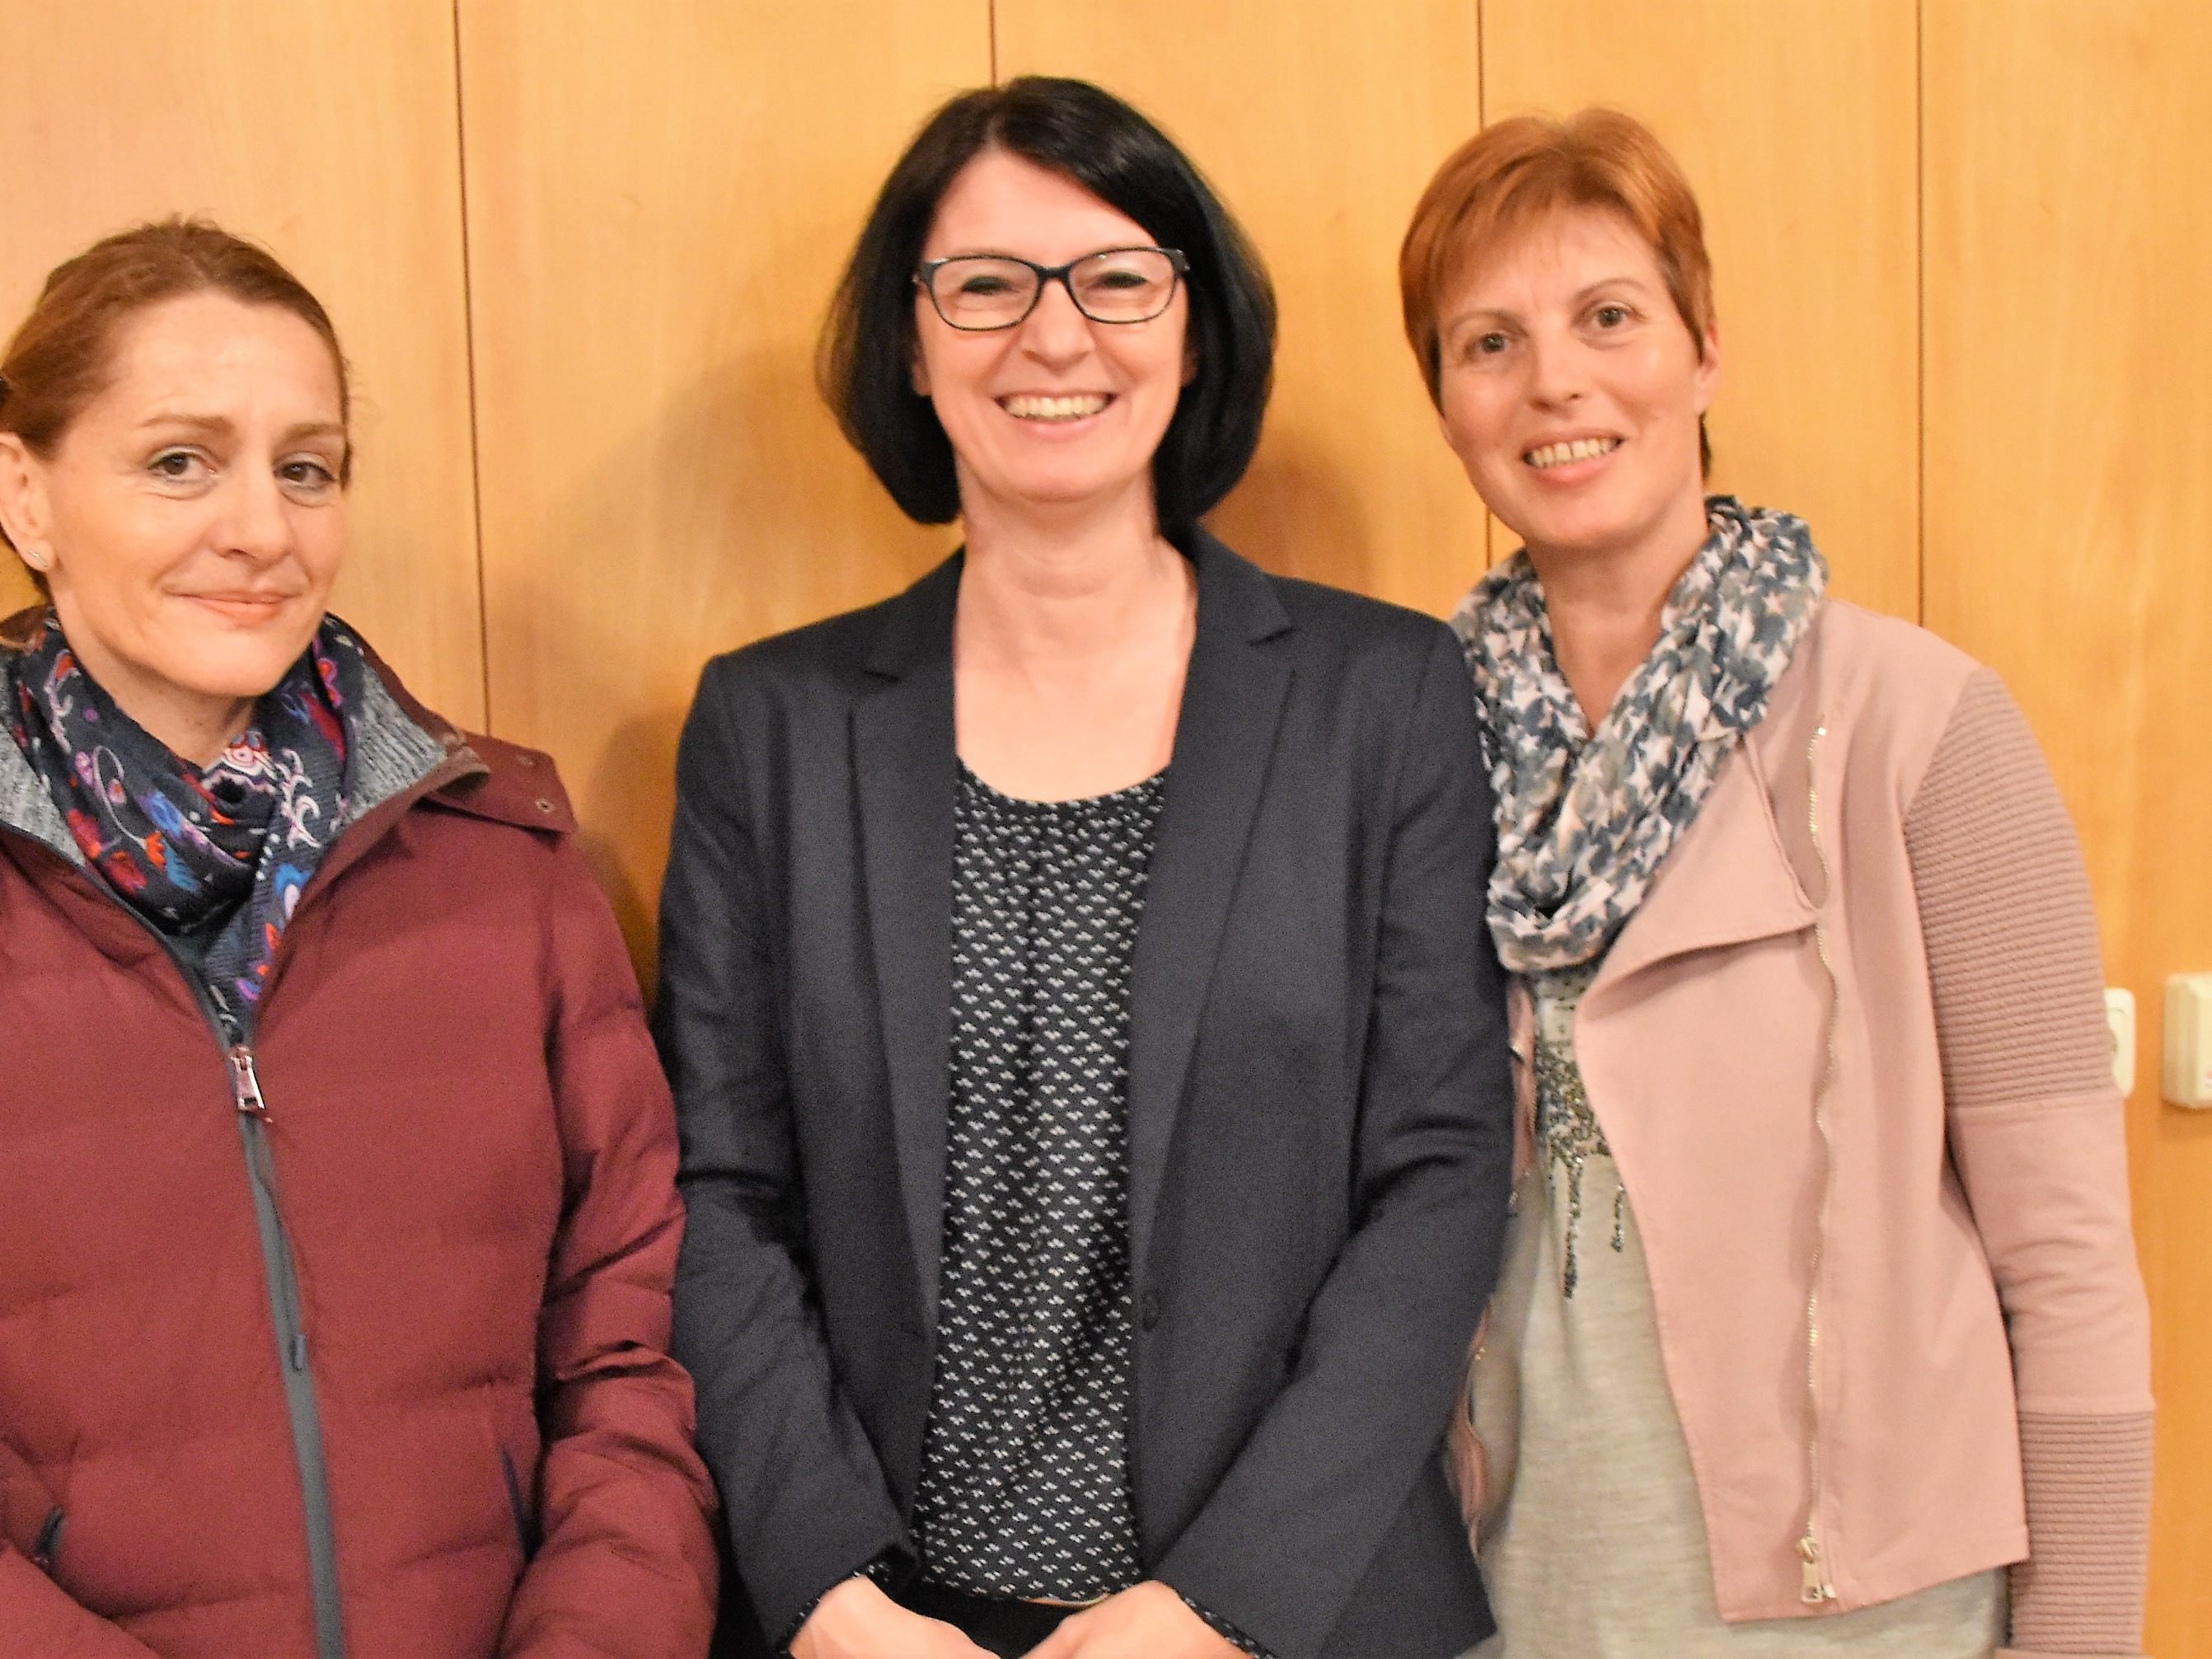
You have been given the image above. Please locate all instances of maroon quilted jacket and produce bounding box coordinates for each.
[0,643,717,1658]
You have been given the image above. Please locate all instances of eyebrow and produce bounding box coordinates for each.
[1572,274,1658,302]
[930,244,1148,263]
[134,412,348,446]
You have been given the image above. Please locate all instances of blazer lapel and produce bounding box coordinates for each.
[1126,533,1295,1286]
[853,556,962,1329]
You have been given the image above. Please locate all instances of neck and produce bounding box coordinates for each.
[114,682,254,770]
[46,608,255,768]
[1527,489,1713,726]
[954,478,1190,672]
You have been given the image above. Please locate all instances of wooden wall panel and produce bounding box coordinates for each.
[6,2,2205,1614]
[996,0,1490,618]
[0,0,484,721]
[1922,3,2212,1647]
[458,0,986,958]
[1483,0,1920,616]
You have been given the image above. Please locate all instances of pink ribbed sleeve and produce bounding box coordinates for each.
[1906,669,2153,1659]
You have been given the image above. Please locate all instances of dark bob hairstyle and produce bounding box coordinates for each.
[819,76,1277,537]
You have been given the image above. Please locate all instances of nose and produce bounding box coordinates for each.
[1017,275,1094,366]
[218,471,293,564]
[1525,327,1591,410]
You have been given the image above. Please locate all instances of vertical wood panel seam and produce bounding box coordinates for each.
[990,0,999,84]
[452,0,494,733]
[1476,0,1488,568]
[1914,0,1927,628]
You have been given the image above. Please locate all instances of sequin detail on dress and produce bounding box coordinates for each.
[1533,965,1625,1297]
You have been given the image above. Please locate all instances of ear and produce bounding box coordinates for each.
[909,337,933,399]
[0,433,54,572]
[1692,318,1722,413]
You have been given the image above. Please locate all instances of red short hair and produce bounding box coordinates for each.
[1399,108,1714,410]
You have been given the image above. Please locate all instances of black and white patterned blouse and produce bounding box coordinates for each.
[914,762,1162,1599]
[907,764,1269,1658]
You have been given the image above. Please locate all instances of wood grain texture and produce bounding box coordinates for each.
[458,0,986,959]
[996,0,1490,617]
[1482,0,1920,614]
[1922,3,2212,1647]
[0,0,484,721]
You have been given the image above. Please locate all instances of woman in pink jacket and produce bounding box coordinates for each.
[1397,110,2153,1657]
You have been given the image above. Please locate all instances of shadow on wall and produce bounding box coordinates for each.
[0,557,35,620]
[579,705,683,983]
[485,338,949,988]
[1207,424,1375,594]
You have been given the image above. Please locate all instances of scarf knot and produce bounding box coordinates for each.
[4,611,364,1036]
[1451,496,1826,976]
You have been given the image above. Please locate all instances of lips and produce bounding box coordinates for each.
[183,592,298,622]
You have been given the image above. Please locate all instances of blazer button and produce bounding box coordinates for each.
[1139,1291,1162,1331]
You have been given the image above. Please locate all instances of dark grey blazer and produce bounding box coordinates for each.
[656,531,1514,1659]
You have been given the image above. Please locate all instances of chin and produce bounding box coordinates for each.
[1505,494,1645,559]
[994,469,1144,513]
[161,628,321,703]
[1533,518,1632,557]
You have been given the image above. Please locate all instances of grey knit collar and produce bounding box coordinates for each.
[0,623,449,865]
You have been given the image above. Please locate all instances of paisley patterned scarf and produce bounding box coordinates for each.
[4,609,363,1037]
[1452,496,1826,977]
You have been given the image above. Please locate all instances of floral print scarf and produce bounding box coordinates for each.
[4,609,363,1038]
[1451,496,1827,977]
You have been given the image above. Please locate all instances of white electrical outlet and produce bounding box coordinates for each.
[2162,974,2212,1108]
[2105,988,2135,1095]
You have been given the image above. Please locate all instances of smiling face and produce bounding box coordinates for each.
[912,148,1189,525]
[1434,204,1718,569]
[0,290,349,756]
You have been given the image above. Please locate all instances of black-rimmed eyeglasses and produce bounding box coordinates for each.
[914,247,1188,330]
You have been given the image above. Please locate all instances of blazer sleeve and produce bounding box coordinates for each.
[656,659,911,1643]
[497,837,720,1658]
[1155,624,1517,1657]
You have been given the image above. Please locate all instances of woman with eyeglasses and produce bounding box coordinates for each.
[658,77,1515,1659]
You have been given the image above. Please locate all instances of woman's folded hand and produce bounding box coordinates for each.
[1023,1582,1242,1659]
[790,1575,996,1659]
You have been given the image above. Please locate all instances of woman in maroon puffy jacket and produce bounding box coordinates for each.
[0,219,716,1657]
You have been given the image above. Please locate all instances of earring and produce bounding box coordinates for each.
[20,546,49,572]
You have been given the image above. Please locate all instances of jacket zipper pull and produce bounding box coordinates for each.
[1797,1532,1835,1604]
[229,1046,269,1119]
